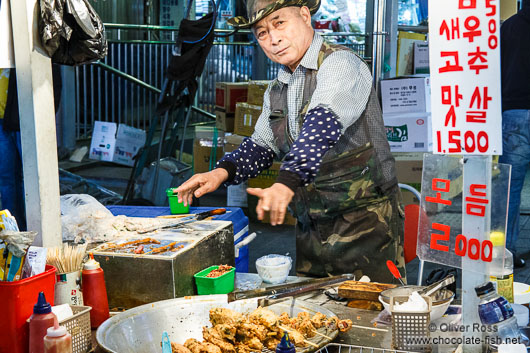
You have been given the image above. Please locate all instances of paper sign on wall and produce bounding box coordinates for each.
[429,0,502,155]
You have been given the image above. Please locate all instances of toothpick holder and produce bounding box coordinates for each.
[55,270,84,306]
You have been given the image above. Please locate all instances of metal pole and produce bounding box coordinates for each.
[60,66,77,149]
[371,0,386,93]
[9,0,62,246]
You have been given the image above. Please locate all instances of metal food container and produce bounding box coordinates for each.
[92,221,234,309]
[97,295,339,353]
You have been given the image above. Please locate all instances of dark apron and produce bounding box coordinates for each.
[267,42,406,282]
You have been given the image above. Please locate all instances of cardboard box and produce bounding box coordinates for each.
[215,82,248,113]
[193,127,225,174]
[413,42,429,74]
[216,110,235,132]
[89,121,146,166]
[89,121,117,162]
[247,162,296,225]
[247,80,271,106]
[113,124,147,166]
[224,134,246,153]
[234,102,262,137]
[384,112,432,152]
[380,76,431,114]
[397,31,427,76]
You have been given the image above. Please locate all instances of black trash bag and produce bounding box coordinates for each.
[155,12,216,115]
[39,0,107,65]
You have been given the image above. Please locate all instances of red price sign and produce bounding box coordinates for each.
[429,0,502,155]
[416,154,511,273]
[424,178,493,262]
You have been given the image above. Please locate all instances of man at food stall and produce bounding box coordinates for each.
[176,0,404,282]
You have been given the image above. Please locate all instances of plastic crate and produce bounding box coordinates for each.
[60,305,92,353]
[0,265,56,353]
[194,265,235,295]
[390,295,432,352]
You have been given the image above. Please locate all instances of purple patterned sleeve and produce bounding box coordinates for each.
[276,106,342,191]
[216,137,275,185]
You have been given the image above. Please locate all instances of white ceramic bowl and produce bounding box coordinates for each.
[514,282,530,305]
[378,285,455,321]
[255,254,292,284]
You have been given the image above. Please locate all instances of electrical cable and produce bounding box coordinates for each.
[182,0,219,44]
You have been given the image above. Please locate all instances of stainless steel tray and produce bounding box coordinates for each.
[97,295,338,353]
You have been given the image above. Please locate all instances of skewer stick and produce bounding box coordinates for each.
[351,324,388,332]
[278,326,319,348]
[311,330,332,340]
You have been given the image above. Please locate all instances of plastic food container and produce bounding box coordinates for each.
[166,188,190,214]
[255,254,292,284]
[194,265,235,295]
[514,282,530,305]
[0,265,57,353]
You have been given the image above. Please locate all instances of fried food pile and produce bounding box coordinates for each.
[206,265,234,278]
[171,307,353,353]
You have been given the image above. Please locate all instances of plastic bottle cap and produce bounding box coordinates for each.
[475,281,495,296]
[84,253,100,270]
[46,323,68,338]
[490,231,506,247]
[34,292,52,314]
[276,331,295,352]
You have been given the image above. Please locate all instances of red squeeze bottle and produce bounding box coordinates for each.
[82,253,109,328]
[29,292,58,353]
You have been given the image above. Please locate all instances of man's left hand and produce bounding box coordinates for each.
[247,183,295,226]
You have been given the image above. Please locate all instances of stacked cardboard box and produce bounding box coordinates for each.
[234,103,262,137]
[89,121,146,167]
[193,126,225,174]
[247,80,270,106]
[381,75,432,152]
[215,82,248,133]
[214,81,271,135]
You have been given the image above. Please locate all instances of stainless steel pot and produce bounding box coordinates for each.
[379,285,455,305]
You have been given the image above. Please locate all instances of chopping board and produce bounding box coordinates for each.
[338,281,397,301]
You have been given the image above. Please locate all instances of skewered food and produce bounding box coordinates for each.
[172,306,352,353]
[337,319,353,332]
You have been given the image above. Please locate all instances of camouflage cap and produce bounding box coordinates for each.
[227,0,320,29]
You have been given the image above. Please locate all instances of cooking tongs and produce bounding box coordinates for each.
[418,274,455,297]
[228,273,354,306]
[138,208,226,234]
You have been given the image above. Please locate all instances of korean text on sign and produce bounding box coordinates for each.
[426,178,494,263]
[429,0,502,155]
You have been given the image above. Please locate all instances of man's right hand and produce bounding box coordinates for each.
[175,168,229,206]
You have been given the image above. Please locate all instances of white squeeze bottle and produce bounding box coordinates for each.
[489,231,514,303]
[43,322,72,353]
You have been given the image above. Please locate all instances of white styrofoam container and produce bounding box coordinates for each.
[384,112,433,152]
[380,75,431,114]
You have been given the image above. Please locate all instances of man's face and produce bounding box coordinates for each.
[252,6,314,72]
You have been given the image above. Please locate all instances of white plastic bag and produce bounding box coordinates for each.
[60,194,120,243]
